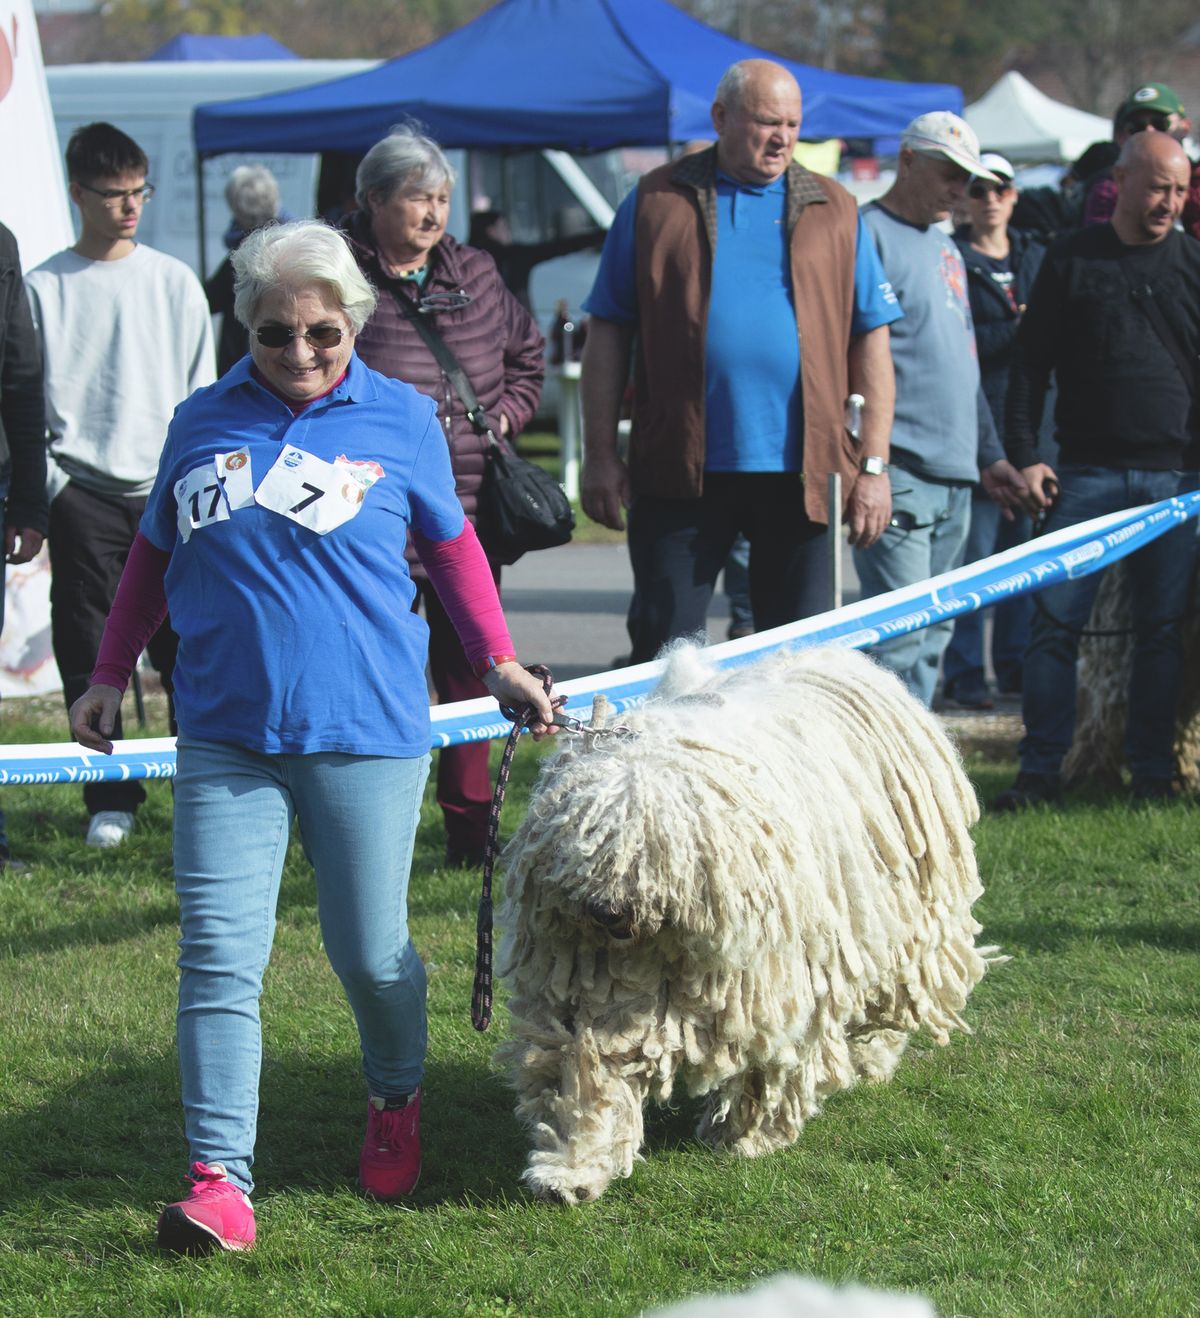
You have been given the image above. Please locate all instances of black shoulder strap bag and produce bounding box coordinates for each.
[387,286,574,566]
[1118,258,1199,404]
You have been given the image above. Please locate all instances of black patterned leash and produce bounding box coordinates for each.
[472,664,561,1032]
[471,666,636,1030]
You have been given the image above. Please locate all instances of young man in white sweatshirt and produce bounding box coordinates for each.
[26,122,215,848]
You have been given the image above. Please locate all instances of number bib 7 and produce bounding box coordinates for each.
[254,446,384,535]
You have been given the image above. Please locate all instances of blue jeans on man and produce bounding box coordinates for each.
[852,466,972,708]
[1019,464,1195,784]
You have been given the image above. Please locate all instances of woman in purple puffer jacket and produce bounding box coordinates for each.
[342,126,545,868]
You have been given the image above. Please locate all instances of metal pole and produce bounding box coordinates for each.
[827,473,843,612]
[195,151,209,284]
[558,361,581,502]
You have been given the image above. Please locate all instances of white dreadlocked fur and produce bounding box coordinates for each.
[1064,561,1200,790]
[496,644,997,1205]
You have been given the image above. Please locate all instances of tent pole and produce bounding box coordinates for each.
[196,153,209,284]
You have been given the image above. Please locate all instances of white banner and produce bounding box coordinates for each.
[0,2,69,698]
[0,0,72,269]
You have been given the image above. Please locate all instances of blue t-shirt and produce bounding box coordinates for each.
[585,176,901,471]
[141,353,464,758]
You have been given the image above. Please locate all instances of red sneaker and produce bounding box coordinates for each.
[358,1087,422,1199]
[156,1161,256,1254]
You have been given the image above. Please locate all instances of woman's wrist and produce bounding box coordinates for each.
[472,653,519,681]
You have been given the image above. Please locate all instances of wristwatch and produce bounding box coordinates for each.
[860,455,889,476]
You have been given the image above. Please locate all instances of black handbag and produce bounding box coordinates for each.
[387,287,574,565]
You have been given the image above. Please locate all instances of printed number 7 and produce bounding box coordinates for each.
[190,477,227,523]
[290,483,324,514]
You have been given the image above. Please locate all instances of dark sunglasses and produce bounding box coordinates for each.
[255,325,344,350]
[968,180,1013,200]
[1123,111,1171,134]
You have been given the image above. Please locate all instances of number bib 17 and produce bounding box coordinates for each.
[174,448,255,544]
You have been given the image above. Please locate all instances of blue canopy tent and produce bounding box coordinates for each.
[150,33,298,61]
[192,0,961,157]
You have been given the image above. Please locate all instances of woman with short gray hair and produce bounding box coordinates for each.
[206,163,286,375]
[341,124,545,869]
[69,217,556,1253]
[225,163,281,235]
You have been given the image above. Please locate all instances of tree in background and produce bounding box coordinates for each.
[680,0,1198,109]
[93,0,491,60]
[1032,0,1199,114]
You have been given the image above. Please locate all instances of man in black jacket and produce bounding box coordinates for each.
[0,222,49,868]
[996,132,1200,809]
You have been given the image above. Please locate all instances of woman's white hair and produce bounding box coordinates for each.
[355,122,457,210]
[232,220,377,333]
[225,163,281,234]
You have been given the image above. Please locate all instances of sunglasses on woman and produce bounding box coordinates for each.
[255,325,344,349]
[968,181,1013,200]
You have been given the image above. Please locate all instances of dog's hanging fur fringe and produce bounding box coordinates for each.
[496,644,997,1204]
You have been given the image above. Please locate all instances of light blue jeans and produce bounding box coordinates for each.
[853,467,972,707]
[173,737,431,1194]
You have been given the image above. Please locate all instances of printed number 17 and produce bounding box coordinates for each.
[190,477,227,523]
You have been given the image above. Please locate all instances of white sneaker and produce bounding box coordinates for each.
[86,810,135,848]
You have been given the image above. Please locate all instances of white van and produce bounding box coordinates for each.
[45,60,379,278]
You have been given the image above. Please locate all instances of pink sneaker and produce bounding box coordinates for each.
[156,1161,256,1254]
[358,1087,422,1200]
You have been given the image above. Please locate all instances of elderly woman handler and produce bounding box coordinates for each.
[69,221,554,1254]
[342,126,545,868]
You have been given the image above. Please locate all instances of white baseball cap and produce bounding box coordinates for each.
[979,152,1015,182]
[901,112,1000,181]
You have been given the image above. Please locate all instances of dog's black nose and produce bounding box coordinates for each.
[585,899,634,940]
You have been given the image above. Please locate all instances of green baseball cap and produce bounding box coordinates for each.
[1115,83,1186,131]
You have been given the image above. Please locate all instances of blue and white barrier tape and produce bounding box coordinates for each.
[4,491,1197,786]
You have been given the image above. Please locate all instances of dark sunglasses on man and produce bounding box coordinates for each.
[968,180,1013,200]
[1122,110,1171,134]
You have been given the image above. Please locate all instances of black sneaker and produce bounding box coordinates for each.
[943,678,994,710]
[1130,777,1180,804]
[992,771,1062,812]
[444,845,486,869]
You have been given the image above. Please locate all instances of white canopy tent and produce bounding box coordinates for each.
[966,71,1111,164]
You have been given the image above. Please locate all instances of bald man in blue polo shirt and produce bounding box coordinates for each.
[581,59,901,664]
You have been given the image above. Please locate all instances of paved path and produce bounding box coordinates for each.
[501,540,862,683]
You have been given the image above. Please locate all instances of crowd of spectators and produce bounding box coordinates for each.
[2,61,1200,1251]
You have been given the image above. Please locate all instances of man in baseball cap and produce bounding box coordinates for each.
[851,113,1027,707]
[1114,83,1188,141]
[900,111,1001,184]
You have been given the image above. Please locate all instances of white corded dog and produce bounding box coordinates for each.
[496,644,998,1204]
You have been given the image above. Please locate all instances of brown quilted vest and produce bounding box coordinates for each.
[631,146,859,524]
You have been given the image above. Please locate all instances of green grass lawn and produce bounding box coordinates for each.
[1,699,1198,1316]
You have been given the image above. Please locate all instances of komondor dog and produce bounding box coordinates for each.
[496,644,997,1205]
[1064,561,1200,791]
